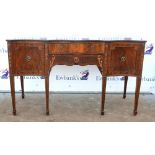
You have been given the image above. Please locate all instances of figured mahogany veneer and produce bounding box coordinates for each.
[7,40,146,116]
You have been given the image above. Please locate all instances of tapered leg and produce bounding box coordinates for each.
[123,76,128,99]
[133,76,142,116]
[101,76,107,115]
[20,76,24,99]
[45,76,49,115]
[10,76,16,115]
[98,66,102,75]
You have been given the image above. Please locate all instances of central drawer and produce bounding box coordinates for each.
[49,54,104,67]
[48,42,105,54]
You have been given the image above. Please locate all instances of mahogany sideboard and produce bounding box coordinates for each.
[7,39,146,115]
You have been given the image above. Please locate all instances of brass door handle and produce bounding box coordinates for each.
[120,56,126,62]
[25,55,32,62]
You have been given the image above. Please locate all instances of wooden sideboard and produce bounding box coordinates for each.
[7,39,146,115]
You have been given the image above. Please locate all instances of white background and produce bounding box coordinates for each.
[0,0,155,155]
[0,0,155,93]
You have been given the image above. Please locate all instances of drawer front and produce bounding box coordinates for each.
[10,42,45,75]
[48,42,105,54]
[49,54,103,67]
[107,43,141,75]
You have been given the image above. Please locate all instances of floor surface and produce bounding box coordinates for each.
[0,93,155,122]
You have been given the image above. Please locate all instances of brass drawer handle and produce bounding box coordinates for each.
[90,45,96,49]
[121,56,126,62]
[25,55,32,62]
[74,57,79,64]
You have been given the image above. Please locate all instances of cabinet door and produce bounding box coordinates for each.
[11,42,45,75]
[108,43,141,75]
